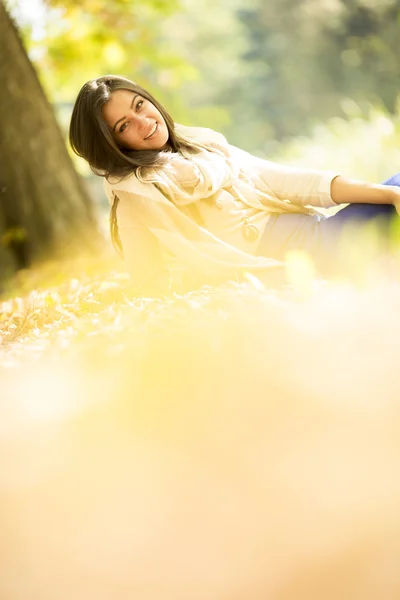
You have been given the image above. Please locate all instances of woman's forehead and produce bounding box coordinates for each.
[102,89,136,122]
[109,89,136,103]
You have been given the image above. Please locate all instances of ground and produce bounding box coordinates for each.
[1,249,400,599]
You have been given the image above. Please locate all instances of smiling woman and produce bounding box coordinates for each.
[69,75,196,178]
[69,74,400,294]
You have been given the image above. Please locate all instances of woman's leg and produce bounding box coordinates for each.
[256,212,321,260]
[257,173,400,274]
[314,172,400,274]
[382,172,400,187]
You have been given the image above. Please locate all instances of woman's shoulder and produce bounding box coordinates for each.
[103,171,154,204]
[174,123,229,149]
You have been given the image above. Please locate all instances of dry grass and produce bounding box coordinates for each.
[1,249,400,599]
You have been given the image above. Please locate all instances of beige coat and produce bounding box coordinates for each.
[104,125,338,288]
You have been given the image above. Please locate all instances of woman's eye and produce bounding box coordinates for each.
[118,99,144,133]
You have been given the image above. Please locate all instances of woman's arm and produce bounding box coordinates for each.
[231,145,400,210]
[330,176,400,207]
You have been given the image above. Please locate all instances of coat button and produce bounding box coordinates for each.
[242,219,259,241]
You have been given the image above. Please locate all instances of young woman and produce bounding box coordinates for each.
[69,75,400,293]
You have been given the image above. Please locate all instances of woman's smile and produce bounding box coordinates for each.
[144,122,158,140]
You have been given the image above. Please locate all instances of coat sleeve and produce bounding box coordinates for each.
[229,145,340,210]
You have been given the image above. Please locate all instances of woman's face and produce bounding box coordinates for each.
[102,89,170,151]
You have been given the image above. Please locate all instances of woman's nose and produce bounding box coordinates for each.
[129,108,148,120]
[129,111,151,128]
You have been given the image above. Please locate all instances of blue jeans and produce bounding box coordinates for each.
[257,172,400,274]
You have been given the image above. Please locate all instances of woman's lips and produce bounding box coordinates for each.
[144,122,158,140]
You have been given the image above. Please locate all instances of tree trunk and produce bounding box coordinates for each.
[0,1,98,281]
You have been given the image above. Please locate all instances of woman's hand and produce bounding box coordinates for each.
[391,185,400,214]
[330,176,400,207]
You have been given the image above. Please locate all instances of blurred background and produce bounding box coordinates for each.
[8,0,400,161]
[7,0,400,164]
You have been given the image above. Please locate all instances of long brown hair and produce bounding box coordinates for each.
[69,74,199,177]
[69,75,199,256]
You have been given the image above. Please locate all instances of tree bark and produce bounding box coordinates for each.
[0,1,98,280]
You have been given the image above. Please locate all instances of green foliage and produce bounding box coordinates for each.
[6,0,400,164]
[33,0,184,100]
[222,0,400,145]
[6,0,196,126]
[152,0,251,129]
[271,101,400,182]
